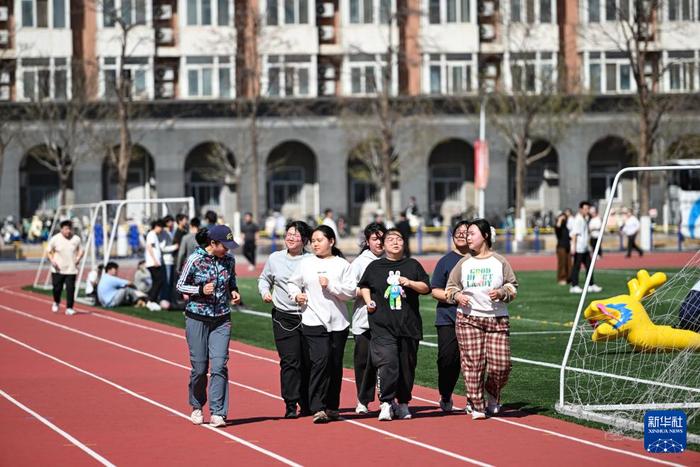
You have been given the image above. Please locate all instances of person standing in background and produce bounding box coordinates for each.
[322,209,340,239]
[177,217,201,275]
[47,220,84,315]
[621,209,644,258]
[395,211,412,257]
[145,220,165,311]
[588,206,603,258]
[554,211,571,285]
[241,212,259,271]
[350,222,386,415]
[569,201,602,294]
[430,220,470,411]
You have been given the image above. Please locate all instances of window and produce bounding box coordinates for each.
[509,52,555,93]
[348,54,391,95]
[429,0,470,23]
[185,56,234,98]
[186,0,231,25]
[269,167,304,210]
[430,164,464,210]
[349,0,392,23]
[266,0,308,24]
[510,0,554,22]
[588,0,600,21]
[20,57,69,100]
[586,52,634,94]
[21,0,68,27]
[426,53,474,94]
[102,56,150,99]
[590,163,623,202]
[266,55,312,97]
[604,0,631,20]
[668,0,696,20]
[667,51,697,92]
[102,0,147,27]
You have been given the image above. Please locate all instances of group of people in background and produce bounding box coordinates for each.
[257,216,518,425]
[555,201,644,294]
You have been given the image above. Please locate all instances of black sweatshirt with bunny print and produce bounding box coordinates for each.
[358,257,431,340]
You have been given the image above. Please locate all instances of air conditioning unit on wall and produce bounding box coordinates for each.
[479,0,495,16]
[317,3,334,17]
[0,70,10,84]
[0,86,9,100]
[0,6,9,21]
[319,64,335,80]
[0,30,9,46]
[156,67,175,81]
[156,28,174,44]
[480,24,496,41]
[156,4,173,20]
[158,82,175,98]
[483,62,498,78]
[319,25,334,41]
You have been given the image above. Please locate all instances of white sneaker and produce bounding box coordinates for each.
[209,415,226,427]
[247,265,255,271]
[439,398,454,412]
[355,402,369,415]
[570,285,583,294]
[471,410,487,420]
[378,402,393,421]
[146,301,162,311]
[51,303,59,313]
[65,308,76,316]
[486,392,502,415]
[190,409,203,425]
[589,284,603,293]
[395,403,411,419]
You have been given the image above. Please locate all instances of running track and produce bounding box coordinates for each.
[2,268,698,466]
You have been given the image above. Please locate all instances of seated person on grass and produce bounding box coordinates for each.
[679,278,700,333]
[98,262,147,308]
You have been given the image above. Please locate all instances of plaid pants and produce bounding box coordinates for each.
[455,313,511,413]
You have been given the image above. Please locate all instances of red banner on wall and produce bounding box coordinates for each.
[474,139,490,190]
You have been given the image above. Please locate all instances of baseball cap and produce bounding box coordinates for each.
[208,225,239,249]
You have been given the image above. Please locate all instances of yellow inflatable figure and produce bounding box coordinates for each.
[584,269,700,352]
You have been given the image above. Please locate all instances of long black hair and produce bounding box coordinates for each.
[285,220,312,246]
[360,222,387,252]
[313,225,344,258]
[467,218,493,249]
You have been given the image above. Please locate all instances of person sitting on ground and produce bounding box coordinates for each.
[85,264,105,305]
[97,262,147,308]
[679,278,700,333]
[133,260,152,295]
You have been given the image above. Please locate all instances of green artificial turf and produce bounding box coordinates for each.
[27,267,699,448]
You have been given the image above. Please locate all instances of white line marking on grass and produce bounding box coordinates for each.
[0,389,117,467]
[6,288,688,465]
[0,304,494,465]
[0,330,302,467]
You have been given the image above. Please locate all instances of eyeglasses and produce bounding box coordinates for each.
[285,233,301,240]
[453,231,468,238]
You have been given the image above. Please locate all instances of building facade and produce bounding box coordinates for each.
[0,0,698,225]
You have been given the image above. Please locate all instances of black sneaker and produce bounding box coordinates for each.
[285,403,298,419]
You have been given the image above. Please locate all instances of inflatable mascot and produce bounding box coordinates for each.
[584,269,700,352]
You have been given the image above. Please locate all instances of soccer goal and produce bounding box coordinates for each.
[556,165,700,443]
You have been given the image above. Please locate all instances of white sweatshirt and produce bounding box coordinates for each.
[350,249,383,335]
[287,255,356,331]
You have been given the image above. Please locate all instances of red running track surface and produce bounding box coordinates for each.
[1,269,698,466]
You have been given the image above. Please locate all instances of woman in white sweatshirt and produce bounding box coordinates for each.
[288,225,356,424]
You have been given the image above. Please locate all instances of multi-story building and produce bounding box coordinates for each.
[0,0,698,225]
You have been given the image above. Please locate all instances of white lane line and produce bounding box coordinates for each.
[5,290,687,465]
[0,330,302,467]
[0,389,117,467]
[0,304,492,466]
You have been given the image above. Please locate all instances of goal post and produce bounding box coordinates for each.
[556,164,700,443]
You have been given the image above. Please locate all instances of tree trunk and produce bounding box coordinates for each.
[638,110,651,216]
[250,100,260,221]
[514,141,527,216]
[59,172,70,206]
[380,136,393,221]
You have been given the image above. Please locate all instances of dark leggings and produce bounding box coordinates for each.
[147,266,165,302]
[52,273,76,308]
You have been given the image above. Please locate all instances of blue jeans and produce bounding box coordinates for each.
[185,315,231,417]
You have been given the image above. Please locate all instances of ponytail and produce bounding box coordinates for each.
[195,227,209,248]
[331,245,344,258]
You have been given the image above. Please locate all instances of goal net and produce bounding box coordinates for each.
[556,165,700,444]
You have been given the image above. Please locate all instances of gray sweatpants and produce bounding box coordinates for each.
[185,316,231,417]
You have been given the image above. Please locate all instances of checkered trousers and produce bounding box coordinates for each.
[455,313,512,413]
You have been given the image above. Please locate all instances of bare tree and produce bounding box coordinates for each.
[90,0,149,202]
[590,0,698,214]
[19,69,98,205]
[0,107,17,195]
